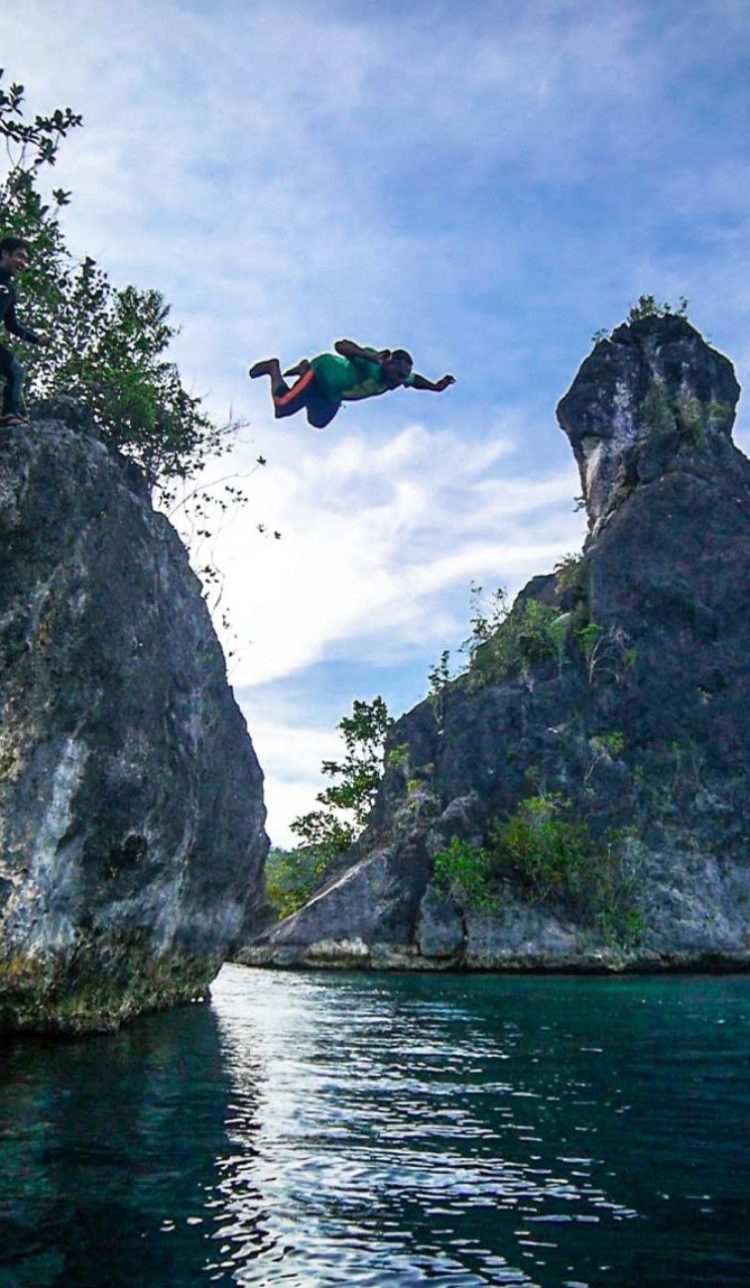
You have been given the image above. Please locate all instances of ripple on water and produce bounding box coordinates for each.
[1,968,748,1287]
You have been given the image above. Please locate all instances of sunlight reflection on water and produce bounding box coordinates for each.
[1,967,748,1287]
[197,967,747,1287]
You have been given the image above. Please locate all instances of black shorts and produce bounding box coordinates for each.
[273,369,340,429]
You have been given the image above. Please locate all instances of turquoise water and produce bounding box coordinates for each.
[1,968,748,1286]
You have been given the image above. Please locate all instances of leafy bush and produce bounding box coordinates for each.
[488,795,643,946]
[640,379,733,446]
[489,794,591,904]
[627,294,689,322]
[432,797,644,946]
[474,597,568,683]
[553,552,585,598]
[432,837,497,912]
[576,621,634,685]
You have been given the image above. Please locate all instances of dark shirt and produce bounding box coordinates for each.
[0,266,40,345]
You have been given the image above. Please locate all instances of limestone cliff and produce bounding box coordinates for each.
[243,316,750,972]
[0,400,268,1031]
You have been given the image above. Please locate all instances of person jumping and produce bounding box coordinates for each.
[249,339,455,429]
[0,237,52,427]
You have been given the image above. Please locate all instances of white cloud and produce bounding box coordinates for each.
[4,0,748,845]
[189,413,584,688]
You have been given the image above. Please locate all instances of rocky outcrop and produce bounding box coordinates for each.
[242,316,750,973]
[0,400,268,1032]
[557,313,740,534]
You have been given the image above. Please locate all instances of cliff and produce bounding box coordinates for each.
[0,399,268,1031]
[243,315,750,972]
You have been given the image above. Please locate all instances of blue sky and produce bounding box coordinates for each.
[3,0,750,844]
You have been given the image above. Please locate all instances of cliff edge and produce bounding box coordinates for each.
[0,400,268,1031]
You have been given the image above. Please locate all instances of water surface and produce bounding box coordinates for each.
[1,967,748,1286]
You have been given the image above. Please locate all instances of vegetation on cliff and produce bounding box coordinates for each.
[0,72,241,497]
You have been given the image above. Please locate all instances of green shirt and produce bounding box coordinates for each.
[310,349,416,403]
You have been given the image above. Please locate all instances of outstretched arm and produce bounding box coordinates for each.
[2,301,52,348]
[409,373,456,392]
[334,339,389,365]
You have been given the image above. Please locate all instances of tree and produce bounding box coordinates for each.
[269,697,392,917]
[0,70,241,497]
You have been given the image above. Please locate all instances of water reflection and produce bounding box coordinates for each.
[209,971,646,1286]
[211,970,750,1286]
[0,1002,242,1286]
[1,970,748,1286]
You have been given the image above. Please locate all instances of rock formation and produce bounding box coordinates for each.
[242,315,750,972]
[0,400,268,1032]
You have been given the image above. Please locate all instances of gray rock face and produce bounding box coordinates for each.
[248,318,750,973]
[0,404,268,1031]
[557,315,740,533]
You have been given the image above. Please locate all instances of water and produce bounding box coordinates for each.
[1,968,748,1287]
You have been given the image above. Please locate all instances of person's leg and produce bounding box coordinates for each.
[0,345,25,420]
[249,358,317,419]
[271,368,317,421]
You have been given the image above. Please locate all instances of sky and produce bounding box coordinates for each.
[3,0,750,845]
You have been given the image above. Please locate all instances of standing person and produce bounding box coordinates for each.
[0,237,52,427]
[249,339,455,429]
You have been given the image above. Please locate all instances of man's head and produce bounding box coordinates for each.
[0,237,30,276]
[382,348,413,388]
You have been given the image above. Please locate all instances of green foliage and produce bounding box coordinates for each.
[316,696,391,828]
[427,649,454,720]
[640,378,733,447]
[627,294,689,322]
[461,581,510,665]
[585,730,626,784]
[488,795,642,946]
[489,794,591,904]
[0,72,239,495]
[475,597,567,683]
[553,552,585,598]
[592,295,690,347]
[433,797,644,946]
[641,381,676,438]
[432,837,498,912]
[264,847,317,921]
[576,621,632,686]
[590,730,625,759]
[264,838,350,921]
[385,742,408,770]
[0,74,81,169]
[281,697,391,918]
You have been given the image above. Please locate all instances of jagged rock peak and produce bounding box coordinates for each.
[556,315,741,533]
[0,409,268,1033]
